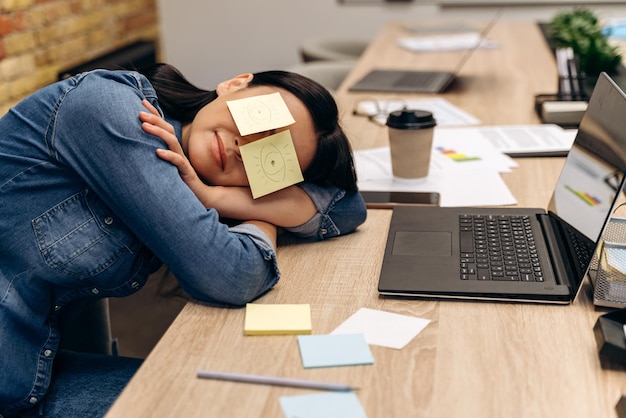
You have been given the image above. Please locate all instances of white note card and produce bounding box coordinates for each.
[331,308,431,350]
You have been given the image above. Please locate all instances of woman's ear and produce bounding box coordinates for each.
[216,73,254,96]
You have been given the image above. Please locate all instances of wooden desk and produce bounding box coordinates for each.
[337,20,557,129]
[106,21,625,418]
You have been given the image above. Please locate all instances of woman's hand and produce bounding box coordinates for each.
[139,100,206,192]
[139,100,315,228]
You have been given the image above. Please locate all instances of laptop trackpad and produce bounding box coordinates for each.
[392,231,452,257]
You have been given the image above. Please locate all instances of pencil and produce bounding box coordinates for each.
[196,370,356,392]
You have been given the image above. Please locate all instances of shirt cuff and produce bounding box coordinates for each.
[229,223,276,252]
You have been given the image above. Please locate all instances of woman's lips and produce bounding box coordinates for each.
[212,132,226,171]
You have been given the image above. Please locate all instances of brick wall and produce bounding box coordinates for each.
[0,0,159,116]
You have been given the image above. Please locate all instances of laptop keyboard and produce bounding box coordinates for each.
[565,225,595,273]
[459,214,544,282]
[393,71,448,88]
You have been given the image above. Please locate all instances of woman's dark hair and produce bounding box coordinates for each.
[141,63,358,192]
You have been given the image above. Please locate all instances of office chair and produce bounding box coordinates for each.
[60,298,114,355]
[298,37,368,63]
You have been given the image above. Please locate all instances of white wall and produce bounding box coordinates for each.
[156,0,625,89]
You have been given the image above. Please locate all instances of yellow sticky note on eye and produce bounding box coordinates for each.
[240,130,304,199]
[226,92,296,136]
[244,303,312,336]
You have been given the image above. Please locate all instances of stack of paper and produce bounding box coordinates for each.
[244,303,312,335]
[355,97,480,127]
[397,32,499,52]
[297,334,374,368]
[279,392,367,418]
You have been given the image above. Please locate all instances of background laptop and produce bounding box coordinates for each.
[378,72,626,304]
[348,14,499,94]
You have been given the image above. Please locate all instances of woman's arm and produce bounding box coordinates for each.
[140,100,316,228]
[51,73,281,306]
[284,184,367,240]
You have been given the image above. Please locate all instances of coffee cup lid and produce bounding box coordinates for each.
[386,109,436,130]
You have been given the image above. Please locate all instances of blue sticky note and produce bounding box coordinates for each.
[297,334,374,368]
[280,392,367,418]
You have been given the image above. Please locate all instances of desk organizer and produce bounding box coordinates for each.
[593,307,626,368]
[534,77,589,128]
[589,217,626,308]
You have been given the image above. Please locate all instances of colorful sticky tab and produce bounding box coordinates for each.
[244,303,312,336]
[240,130,304,199]
[436,146,481,162]
[297,334,374,368]
[226,92,295,136]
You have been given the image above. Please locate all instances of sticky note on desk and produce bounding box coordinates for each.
[331,308,431,349]
[297,334,374,368]
[244,303,312,335]
[279,392,367,418]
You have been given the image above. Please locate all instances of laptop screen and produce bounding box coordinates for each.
[547,73,626,245]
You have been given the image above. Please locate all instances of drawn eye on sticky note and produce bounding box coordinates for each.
[226,92,296,136]
[240,130,304,199]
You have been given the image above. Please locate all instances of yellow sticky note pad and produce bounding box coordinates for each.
[226,92,296,136]
[240,130,304,199]
[244,303,312,336]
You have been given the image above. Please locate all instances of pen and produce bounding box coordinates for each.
[196,370,356,392]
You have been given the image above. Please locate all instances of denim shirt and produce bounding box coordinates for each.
[0,70,366,416]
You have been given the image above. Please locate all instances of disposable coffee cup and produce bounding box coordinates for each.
[386,109,437,180]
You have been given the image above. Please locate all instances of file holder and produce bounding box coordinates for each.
[589,217,626,308]
[534,48,589,127]
[534,95,587,127]
[536,73,588,102]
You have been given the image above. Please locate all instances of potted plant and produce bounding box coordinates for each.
[549,8,622,77]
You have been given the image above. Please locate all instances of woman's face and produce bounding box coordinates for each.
[181,85,317,187]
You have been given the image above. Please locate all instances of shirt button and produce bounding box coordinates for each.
[104,216,114,225]
[29,396,38,404]
[321,228,328,235]
[131,281,139,289]
[91,288,99,295]
[54,305,61,311]
[44,349,52,357]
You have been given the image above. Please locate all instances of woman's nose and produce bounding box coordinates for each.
[233,136,242,154]
[233,135,257,159]
[235,132,267,151]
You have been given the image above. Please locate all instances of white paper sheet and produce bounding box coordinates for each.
[355,97,480,127]
[354,146,517,207]
[435,124,577,157]
[331,308,431,350]
[431,131,518,173]
[397,32,499,52]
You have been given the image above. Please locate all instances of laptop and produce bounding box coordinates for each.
[378,72,626,304]
[348,14,499,94]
